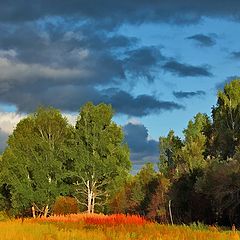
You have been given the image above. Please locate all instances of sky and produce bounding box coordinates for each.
[0,1,240,172]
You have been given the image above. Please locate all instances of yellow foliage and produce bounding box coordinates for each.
[0,215,238,240]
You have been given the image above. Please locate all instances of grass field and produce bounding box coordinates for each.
[0,214,239,240]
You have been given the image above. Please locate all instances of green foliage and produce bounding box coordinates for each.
[159,130,183,177]
[52,196,78,215]
[130,163,157,213]
[0,211,9,221]
[179,113,210,173]
[159,113,210,177]
[73,102,131,212]
[0,78,240,226]
[0,107,72,216]
[189,221,208,230]
[0,103,131,216]
[212,79,240,158]
[157,79,240,225]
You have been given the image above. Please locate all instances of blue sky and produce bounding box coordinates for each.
[0,1,240,172]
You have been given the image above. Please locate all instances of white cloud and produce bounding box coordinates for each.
[0,49,17,58]
[0,111,79,152]
[0,112,25,153]
[0,57,91,84]
[0,111,78,134]
[63,113,78,126]
[127,117,141,125]
[0,112,25,134]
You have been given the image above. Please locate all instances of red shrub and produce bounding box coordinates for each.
[33,213,148,226]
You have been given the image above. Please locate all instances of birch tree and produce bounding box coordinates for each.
[73,102,131,213]
[0,107,72,216]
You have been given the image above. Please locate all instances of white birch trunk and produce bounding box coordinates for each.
[87,180,92,213]
[32,205,36,218]
[44,205,49,217]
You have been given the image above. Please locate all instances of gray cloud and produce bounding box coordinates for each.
[0,82,184,116]
[0,2,223,118]
[0,22,161,83]
[124,46,165,82]
[0,23,127,85]
[173,90,206,99]
[163,60,212,77]
[123,122,159,166]
[186,34,216,47]
[104,90,184,116]
[0,22,173,115]
[231,51,240,59]
[2,1,240,26]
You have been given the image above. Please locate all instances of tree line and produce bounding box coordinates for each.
[0,79,240,227]
[0,102,131,217]
[111,79,240,226]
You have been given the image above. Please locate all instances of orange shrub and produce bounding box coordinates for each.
[52,196,78,215]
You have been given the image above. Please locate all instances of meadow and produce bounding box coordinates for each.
[0,214,239,240]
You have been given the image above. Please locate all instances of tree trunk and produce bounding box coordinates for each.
[91,193,95,213]
[32,205,36,218]
[87,180,92,213]
[169,200,173,225]
[44,205,49,217]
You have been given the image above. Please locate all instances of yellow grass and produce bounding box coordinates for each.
[0,215,239,240]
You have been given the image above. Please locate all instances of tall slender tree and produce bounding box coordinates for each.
[212,79,240,158]
[73,102,131,213]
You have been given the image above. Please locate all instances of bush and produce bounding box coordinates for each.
[52,196,79,215]
[0,211,9,221]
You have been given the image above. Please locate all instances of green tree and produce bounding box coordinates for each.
[0,107,72,217]
[179,113,211,173]
[130,163,157,214]
[212,79,240,158]
[158,130,183,178]
[73,102,131,213]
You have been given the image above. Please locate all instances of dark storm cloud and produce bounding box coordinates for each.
[0,22,160,85]
[0,84,102,113]
[186,34,216,47]
[0,82,184,116]
[215,75,240,90]
[173,90,206,99]
[105,90,184,116]
[163,60,212,77]
[1,1,224,117]
[0,23,131,77]
[124,46,165,82]
[0,20,171,115]
[231,51,240,59]
[123,122,159,164]
[2,1,240,26]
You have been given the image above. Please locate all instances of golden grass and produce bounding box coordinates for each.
[0,214,239,240]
